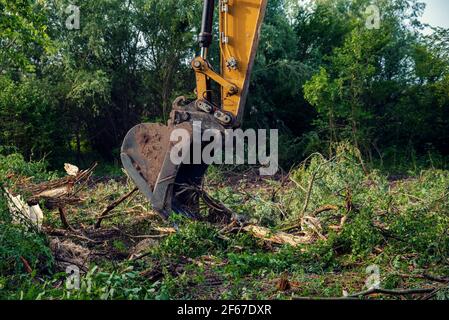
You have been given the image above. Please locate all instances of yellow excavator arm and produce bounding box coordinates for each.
[121,0,268,218]
[193,0,268,127]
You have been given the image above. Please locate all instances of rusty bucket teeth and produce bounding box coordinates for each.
[121,121,207,220]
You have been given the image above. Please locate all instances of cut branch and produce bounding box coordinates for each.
[58,207,75,231]
[348,287,435,298]
[94,187,138,229]
[294,287,437,300]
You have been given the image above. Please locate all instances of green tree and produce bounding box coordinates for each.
[303,0,438,161]
[0,0,52,73]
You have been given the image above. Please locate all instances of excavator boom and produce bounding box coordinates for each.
[194,0,268,125]
[121,0,268,218]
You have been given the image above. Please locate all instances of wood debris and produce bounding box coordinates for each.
[21,163,97,209]
[4,188,44,230]
[6,163,97,230]
[49,238,90,272]
[243,225,313,246]
[154,227,177,234]
[277,272,292,292]
[64,163,80,176]
[95,187,138,229]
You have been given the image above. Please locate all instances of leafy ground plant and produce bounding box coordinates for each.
[1,147,449,300]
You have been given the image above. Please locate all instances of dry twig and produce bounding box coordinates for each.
[347,287,435,298]
[94,187,138,229]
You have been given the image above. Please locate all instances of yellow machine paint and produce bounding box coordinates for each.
[121,0,268,218]
[193,0,268,125]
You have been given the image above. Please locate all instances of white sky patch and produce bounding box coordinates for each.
[421,0,449,33]
[293,0,448,30]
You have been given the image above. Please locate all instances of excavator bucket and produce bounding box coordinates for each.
[121,100,219,219]
[121,123,173,219]
[121,120,207,219]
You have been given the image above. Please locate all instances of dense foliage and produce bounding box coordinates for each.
[0,0,448,169]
